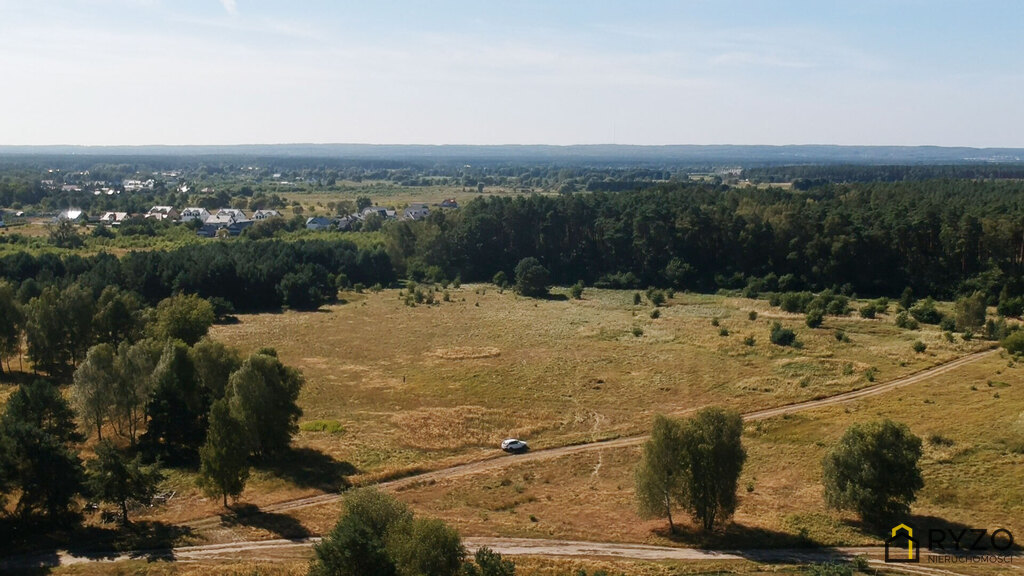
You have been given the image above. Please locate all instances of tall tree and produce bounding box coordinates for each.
[142,340,207,459]
[310,488,413,576]
[0,280,23,375]
[634,414,687,533]
[149,294,215,346]
[197,399,249,507]
[190,338,242,400]
[72,344,118,440]
[0,380,84,519]
[823,419,924,525]
[677,407,746,531]
[226,351,304,459]
[513,257,549,298]
[24,287,68,374]
[86,439,163,524]
[112,339,162,446]
[93,286,144,346]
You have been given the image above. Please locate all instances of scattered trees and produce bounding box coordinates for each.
[822,419,923,524]
[635,408,746,532]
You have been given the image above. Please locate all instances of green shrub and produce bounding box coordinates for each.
[770,322,796,346]
[570,281,584,300]
[909,297,943,324]
[912,340,927,353]
[1002,330,1024,355]
[748,310,758,321]
[858,304,876,319]
[743,335,755,346]
[805,309,824,328]
[895,311,919,330]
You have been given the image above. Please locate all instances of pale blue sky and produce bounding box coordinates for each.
[1,1,1021,146]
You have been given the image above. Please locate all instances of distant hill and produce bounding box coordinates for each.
[0,144,1022,166]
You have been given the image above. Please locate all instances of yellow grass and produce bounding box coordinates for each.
[391,351,1022,551]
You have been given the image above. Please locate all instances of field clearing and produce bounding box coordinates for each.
[386,351,1021,552]
[93,287,972,532]
[207,288,985,484]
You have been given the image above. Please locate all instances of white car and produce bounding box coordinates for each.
[501,438,528,453]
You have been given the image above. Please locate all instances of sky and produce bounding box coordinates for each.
[1,0,1022,147]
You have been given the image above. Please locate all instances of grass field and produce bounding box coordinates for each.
[206,287,985,485]
[87,287,970,537]
[390,351,1021,549]
[4,287,1018,574]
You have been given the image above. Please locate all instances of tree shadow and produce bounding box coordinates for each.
[842,513,1022,553]
[260,447,357,491]
[218,504,310,539]
[0,519,194,572]
[538,292,569,301]
[656,521,825,550]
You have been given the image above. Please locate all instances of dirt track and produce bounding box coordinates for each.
[1,347,999,572]
[188,346,998,522]
[6,535,996,576]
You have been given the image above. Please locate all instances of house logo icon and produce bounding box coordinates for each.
[885,524,919,563]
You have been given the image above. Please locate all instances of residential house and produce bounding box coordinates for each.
[99,212,129,225]
[146,206,179,221]
[211,208,247,224]
[180,207,211,223]
[226,220,254,236]
[403,203,430,220]
[305,216,332,231]
[252,209,281,220]
[334,215,357,231]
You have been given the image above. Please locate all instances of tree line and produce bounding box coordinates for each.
[383,180,1024,301]
[0,237,393,314]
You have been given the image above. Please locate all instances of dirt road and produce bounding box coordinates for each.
[7,535,998,576]
[2,347,997,573]
[191,346,997,521]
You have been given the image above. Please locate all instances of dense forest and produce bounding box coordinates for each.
[384,180,1024,301]
[0,239,393,312]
